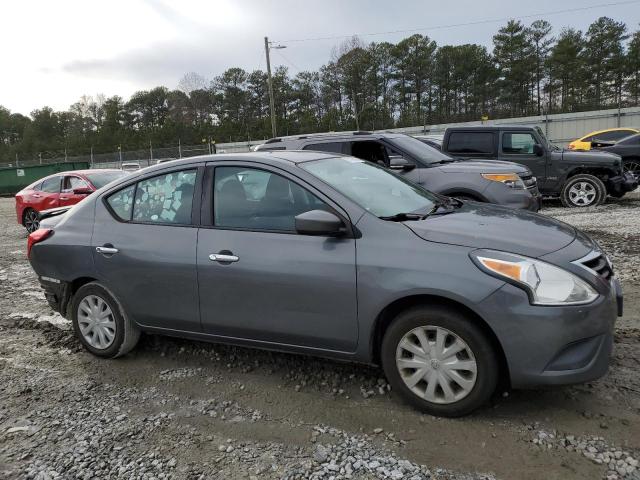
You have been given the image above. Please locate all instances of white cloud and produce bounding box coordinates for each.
[2,0,638,115]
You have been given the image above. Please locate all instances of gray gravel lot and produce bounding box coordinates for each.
[1,195,639,480]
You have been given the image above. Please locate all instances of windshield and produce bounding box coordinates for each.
[85,171,128,189]
[301,157,438,217]
[535,127,558,150]
[386,135,454,164]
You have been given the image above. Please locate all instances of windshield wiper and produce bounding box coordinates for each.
[379,212,427,222]
[380,200,456,222]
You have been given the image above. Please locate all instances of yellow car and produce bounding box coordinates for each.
[568,127,639,150]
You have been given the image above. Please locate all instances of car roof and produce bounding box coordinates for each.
[261,131,405,145]
[579,127,639,140]
[124,151,342,174]
[445,124,536,131]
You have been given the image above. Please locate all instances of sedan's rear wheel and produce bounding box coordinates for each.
[381,306,498,417]
[71,282,140,358]
[23,208,40,233]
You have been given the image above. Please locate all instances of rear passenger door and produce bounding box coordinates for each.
[93,167,203,331]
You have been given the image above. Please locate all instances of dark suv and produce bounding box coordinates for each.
[256,132,540,211]
[441,125,638,208]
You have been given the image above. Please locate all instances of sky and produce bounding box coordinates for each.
[2,0,640,116]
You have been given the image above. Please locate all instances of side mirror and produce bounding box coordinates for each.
[72,186,93,195]
[295,210,345,236]
[533,144,544,156]
[389,155,416,171]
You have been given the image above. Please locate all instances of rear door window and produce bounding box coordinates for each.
[303,142,345,154]
[132,169,197,224]
[447,132,495,154]
[40,176,61,193]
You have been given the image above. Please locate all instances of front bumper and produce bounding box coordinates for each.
[483,182,541,212]
[477,277,620,389]
[608,172,638,194]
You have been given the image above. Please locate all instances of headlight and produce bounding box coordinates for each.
[471,251,598,305]
[481,173,525,189]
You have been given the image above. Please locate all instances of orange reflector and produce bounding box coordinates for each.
[481,173,519,182]
[480,258,522,281]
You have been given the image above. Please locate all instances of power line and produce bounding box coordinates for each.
[273,49,302,72]
[274,0,640,44]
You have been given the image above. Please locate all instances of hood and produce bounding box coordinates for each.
[556,148,622,166]
[404,202,585,258]
[435,159,530,174]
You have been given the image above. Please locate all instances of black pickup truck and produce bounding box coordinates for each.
[441,125,638,207]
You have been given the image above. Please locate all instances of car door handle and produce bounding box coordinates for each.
[96,246,119,255]
[209,253,239,263]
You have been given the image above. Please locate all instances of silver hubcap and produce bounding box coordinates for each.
[395,326,477,404]
[568,182,597,206]
[24,210,39,233]
[77,295,116,349]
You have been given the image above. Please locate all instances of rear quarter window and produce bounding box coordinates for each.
[106,185,135,221]
[447,132,495,154]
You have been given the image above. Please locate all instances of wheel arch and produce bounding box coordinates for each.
[438,188,486,202]
[370,294,510,387]
[565,166,618,183]
[62,276,99,317]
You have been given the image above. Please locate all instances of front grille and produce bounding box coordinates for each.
[519,173,539,194]
[580,252,614,280]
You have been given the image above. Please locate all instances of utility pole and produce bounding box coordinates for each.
[264,37,286,138]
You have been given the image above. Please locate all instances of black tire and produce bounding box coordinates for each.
[71,282,140,358]
[560,174,606,208]
[381,305,499,417]
[23,208,40,233]
[623,158,640,180]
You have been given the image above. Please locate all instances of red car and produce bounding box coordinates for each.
[15,169,127,232]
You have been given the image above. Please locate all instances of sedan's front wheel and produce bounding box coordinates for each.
[381,306,499,417]
[71,282,140,358]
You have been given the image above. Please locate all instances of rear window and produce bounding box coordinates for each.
[447,132,495,154]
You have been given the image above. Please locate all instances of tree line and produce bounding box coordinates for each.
[1,16,640,163]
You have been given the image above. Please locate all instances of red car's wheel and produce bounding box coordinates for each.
[23,208,40,233]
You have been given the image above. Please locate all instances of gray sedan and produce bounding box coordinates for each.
[27,151,621,416]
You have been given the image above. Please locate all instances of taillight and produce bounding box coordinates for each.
[27,228,53,258]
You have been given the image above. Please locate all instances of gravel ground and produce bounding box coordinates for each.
[1,195,639,480]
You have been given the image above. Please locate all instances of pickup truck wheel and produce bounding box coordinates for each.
[381,306,499,417]
[71,282,140,358]
[560,174,606,208]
